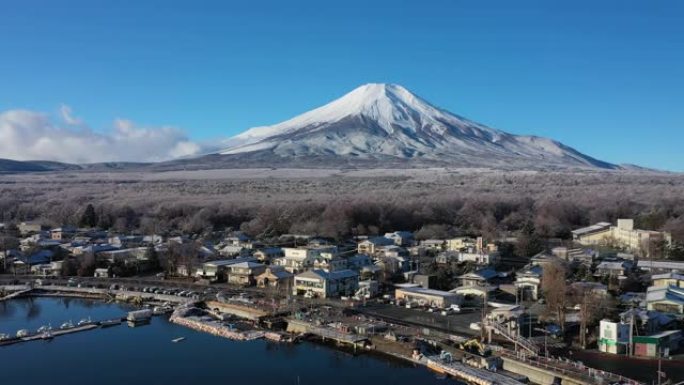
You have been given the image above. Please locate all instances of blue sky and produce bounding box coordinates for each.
[1,0,683,170]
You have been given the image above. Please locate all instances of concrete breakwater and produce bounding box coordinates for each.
[170,313,264,341]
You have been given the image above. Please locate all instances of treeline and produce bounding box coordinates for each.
[2,193,683,245]
[1,171,684,253]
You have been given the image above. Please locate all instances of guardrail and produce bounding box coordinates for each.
[499,349,644,385]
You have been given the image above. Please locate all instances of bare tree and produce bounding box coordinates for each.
[541,261,568,330]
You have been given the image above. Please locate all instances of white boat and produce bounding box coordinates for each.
[16,329,29,338]
[60,321,74,329]
[78,317,92,326]
[41,330,53,340]
[37,325,51,333]
[0,333,9,341]
[171,337,186,343]
[153,306,173,315]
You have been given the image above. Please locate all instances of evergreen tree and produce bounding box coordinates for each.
[80,204,98,228]
[515,221,544,258]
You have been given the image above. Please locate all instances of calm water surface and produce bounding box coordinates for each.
[0,297,457,385]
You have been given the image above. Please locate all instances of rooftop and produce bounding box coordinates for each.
[396,287,458,298]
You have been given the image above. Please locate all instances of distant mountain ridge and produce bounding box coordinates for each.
[214,83,617,170]
[0,84,640,172]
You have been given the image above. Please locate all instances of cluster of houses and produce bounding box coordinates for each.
[1,218,682,357]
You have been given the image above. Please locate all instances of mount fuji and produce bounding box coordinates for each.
[205,83,615,170]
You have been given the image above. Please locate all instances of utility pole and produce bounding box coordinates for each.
[580,293,587,349]
[480,291,487,341]
[657,346,662,385]
[628,305,634,357]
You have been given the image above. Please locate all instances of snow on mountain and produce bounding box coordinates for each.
[217,83,616,169]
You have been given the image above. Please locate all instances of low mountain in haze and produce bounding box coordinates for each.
[207,83,617,170]
[0,158,80,173]
[0,158,147,173]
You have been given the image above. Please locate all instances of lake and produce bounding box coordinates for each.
[0,297,457,385]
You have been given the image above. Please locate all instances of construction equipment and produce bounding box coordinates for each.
[459,338,491,357]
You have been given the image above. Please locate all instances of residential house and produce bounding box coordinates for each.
[219,244,250,257]
[646,285,684,314]
[18,221,47,235]
[227,261,267,286]
[552,247,595,265]
[356,280,379,298]
[256,266,294,289]
[253,247,284,263]
[357,237,394,255]
[638,260,684,275]
[620,309,677,335]
[292,269,359,298]
[446,237,475,252]
[99,247,147,265]
[109,235,144,248]
[651,273,684,289]
[595,260,633,278]
[346,254,373,271]
[413,274,436,289]
[457,251,500,265]
[435,251,458,265]
[374,255,411,275]
[458,267,498,288]
[312,252,347,272]
[529,252,560,267]
[419,239,445,251]
[383,231,414,246]
[50,226,77,241]
[515,265,543,301]
[275,246,338,273]
[224,231,251,246]
[194,257,258,281]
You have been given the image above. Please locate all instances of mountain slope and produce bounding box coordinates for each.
[216,83,616,170]
[0,158,82,173]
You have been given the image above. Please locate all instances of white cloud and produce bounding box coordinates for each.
[59,104,83,126]
[0,106,209,164]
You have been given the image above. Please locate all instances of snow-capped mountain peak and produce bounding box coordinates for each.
[217,83,615,170]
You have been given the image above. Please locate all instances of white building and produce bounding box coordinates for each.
[292,269,358,298]
[275,246,338,273]
[515,265,543,301]
[572,219,672,257]
[599,319,631,354]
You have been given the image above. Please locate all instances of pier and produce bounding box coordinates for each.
[286,319,369,349]
[424,355,525,385]
[0,285,32,302]
[0,322,108,347]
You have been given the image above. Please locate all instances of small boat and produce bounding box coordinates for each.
[77,317,92,326]
[0,333,9,341]
[171,337,186,343]
[60,321,74,329]
[41,330,53,340]
[153,306,173,315]
[100,319,122,328]
[37,325,51,333]
[16,329,29,338]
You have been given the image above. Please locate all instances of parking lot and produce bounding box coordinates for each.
[355,302,483,336]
